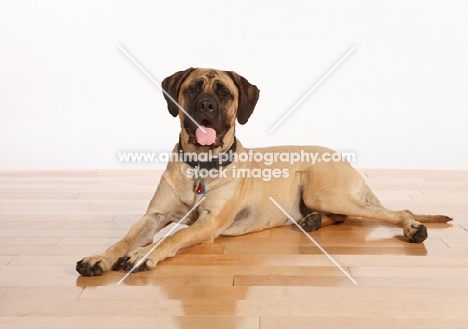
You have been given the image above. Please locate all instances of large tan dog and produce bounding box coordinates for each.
[76,68,452,276]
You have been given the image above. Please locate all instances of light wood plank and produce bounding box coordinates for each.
[0,229,128,238]
[234,275,354,287]
[363,169,468,179]
[60,221,133,230]
[161,254,340,267]
[76,192,153,200]
[0,193,79,199]
[0,214,115,222]
[0,286,83,300]
[0,203,89,211]
[224,244,447,256]
[85,202,148,211]
[334,254,468,267]
[260,317,468,329]
[9,255,92,266]
[218,236,447,248]
[349,266,468,279]
[153,265,350,277]
[0,221,64,229]
[76,272,234,287]
[0,171,99,177]
[0,237,61,246]
[2,298,468,318]
[78,285,468,302]
[0,266,233,287]
[0,316,259,329]
[96,169,163,176]
[0,245,106,256]
[58,237,121,246]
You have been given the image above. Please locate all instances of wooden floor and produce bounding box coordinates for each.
[1,169,468,328]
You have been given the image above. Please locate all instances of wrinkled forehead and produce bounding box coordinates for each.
[180,68,238,94]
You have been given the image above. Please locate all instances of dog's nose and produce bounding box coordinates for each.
[196,98,217,113]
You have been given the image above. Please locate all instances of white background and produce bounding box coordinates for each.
[1,0,467,170]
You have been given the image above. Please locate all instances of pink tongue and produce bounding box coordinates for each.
[195,126,217,146]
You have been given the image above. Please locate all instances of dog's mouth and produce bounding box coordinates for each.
[187,119,224,148]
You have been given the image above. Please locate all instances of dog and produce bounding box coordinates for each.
[76,68,452,276]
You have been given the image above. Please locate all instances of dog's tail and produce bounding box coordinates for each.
[409,211,453,223]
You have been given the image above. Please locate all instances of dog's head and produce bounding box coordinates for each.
[162,68,259,152]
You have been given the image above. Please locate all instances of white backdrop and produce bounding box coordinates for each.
[1,0,467,170]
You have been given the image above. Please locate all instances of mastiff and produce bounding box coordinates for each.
[76,68,452,276]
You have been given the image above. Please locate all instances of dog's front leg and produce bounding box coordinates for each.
[76,212,171,276]
[120,206,232,273]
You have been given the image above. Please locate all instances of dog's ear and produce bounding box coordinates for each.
[226,71,260,125]
[161,68,196,117]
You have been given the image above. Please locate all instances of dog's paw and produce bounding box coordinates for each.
[299,213,322,232]
[76,255,112,276]
[120,247,156,273]
[405,223,428,243]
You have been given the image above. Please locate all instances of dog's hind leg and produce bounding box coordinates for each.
[299,212,346,232]
[307,192,440,243]
[298,162,451,242]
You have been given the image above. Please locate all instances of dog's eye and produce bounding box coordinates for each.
[188,86,199,95]
[218,88,231,99]
[186,81,203,97]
